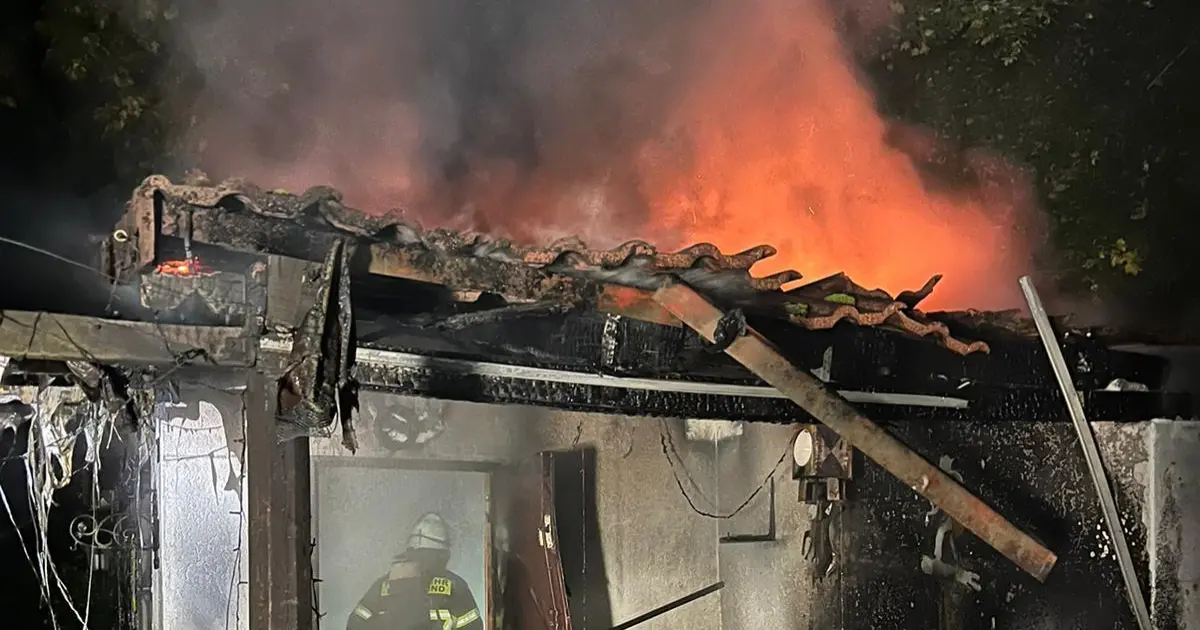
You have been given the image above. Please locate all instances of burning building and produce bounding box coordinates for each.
[0,174,1197,630]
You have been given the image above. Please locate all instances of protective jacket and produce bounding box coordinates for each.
[346,558,482,630]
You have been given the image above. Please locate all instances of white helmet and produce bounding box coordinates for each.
[407,512,451,551]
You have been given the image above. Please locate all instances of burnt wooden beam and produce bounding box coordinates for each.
[0,310,254,365]
[166,202,583,301]
[349,365,1188,424]
[246,370,314,630]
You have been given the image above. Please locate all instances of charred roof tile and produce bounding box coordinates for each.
[134,175,995,355]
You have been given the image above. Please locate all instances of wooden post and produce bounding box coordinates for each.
[246,255,317,630]
[245,371,314,630]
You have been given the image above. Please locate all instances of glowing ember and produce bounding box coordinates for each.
[155,258,211,277]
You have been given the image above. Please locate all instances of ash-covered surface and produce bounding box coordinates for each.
[342,304,1187,422]
[812,421,1155,630]
[127,175,1010,355]
[349,352,1188,425]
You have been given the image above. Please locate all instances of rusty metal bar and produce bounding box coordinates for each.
[1020,277,1151,628]
[651,280,1057,581]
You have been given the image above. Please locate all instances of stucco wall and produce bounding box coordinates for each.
[309,393,1200,629]
[1148,419,1200,629]
[152,385,1200,630]
[310,391,722,630]
[712,422,815,629]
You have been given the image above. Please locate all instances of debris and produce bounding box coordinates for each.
[683,420,744,443]
[1105,378,1149,392]
[920,455,983,592]
[920,551,982,592]
[366,397,447,451]
[0,386,120,630]
[802,500,839,578]
[276,240,360,450]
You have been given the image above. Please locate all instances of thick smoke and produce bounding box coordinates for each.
[165,0,1041,310]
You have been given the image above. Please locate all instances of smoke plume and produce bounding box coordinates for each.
[165,0,1041,310]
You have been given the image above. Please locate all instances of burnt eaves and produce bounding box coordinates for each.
[112,175,1004,356]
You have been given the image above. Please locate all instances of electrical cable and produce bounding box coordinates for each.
[658,420,793,520]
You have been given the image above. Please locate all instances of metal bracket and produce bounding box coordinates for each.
[719,479,777,543]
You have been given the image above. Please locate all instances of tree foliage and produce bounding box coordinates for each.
[0,0,178,188]
[893,0,1068,65]
[875,0,1197,308]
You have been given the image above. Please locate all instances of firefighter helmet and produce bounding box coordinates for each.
[407,512,451,551]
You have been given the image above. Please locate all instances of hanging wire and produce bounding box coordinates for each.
[659,420,793,520]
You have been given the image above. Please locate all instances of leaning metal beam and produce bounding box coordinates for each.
[0,310,254,365]
[1020,277,1152,629]
[651,280,1058,582]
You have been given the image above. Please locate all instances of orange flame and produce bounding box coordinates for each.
[629,0,1036,311]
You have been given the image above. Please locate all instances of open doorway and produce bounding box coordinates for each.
[312,459,493,630]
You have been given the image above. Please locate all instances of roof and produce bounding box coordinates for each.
[121,174,1006,355]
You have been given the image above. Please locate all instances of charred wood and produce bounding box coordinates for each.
[273,245,359,449]
[0,310,255,365]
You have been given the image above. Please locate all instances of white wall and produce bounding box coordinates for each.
[311,392,723,630]
[154,389,248,630]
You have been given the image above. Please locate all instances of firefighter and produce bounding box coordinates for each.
[346,512,483,630]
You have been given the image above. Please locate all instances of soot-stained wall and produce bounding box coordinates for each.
[312,394,1200,630]
[152,385,1200,630]
[310,391,722,630]
[815,421,1152,630]
[714,419,1200,630]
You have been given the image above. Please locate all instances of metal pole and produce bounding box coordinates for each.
[652,281,1058,581]
[1019,276,1152,630]
[608,582,725,630]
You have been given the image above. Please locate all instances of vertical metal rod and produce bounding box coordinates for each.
[652,281,1058,581]
[1019,276,1152,630]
